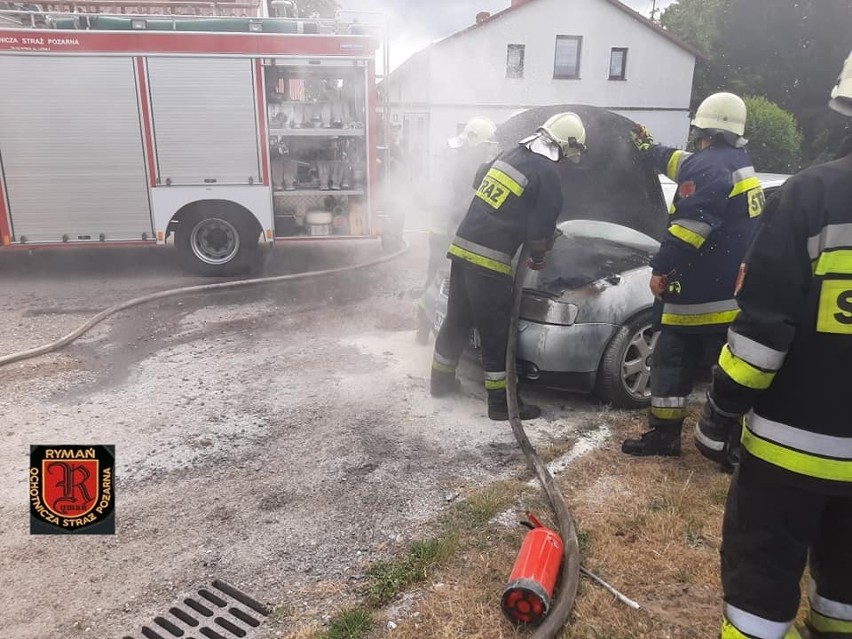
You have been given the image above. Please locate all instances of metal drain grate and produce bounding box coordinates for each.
[124,579,270,639]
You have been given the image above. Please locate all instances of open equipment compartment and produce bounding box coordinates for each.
[264,57,370,238]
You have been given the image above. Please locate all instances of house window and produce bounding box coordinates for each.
[609,47,628,80]
[506,44,525,79]
[554,35,582,79]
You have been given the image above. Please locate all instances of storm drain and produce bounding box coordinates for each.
[124,579,270,639]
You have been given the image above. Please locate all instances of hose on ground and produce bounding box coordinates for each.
[0,240,409,368]
[506,245,581,638]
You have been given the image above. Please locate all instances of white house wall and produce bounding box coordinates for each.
[390,0,696,174]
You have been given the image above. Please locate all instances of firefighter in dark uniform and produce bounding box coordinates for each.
[694,52,852,639]
[430,112,587,421]
[621,92,764,459]
[416,117,498,344]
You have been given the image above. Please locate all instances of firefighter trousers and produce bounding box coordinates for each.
[721,457,852,638]
[649,329,726,430]
[432,261,512,392]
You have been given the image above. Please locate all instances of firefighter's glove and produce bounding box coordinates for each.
[630,123,654,152]
[694,401,743,474]
[527,254,546,271]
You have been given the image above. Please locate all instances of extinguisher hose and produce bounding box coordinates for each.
[0,240,409,369]
[506,245,581,638]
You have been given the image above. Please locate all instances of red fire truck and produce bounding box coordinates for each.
[0,9,382,274]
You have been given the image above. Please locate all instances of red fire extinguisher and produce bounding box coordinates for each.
[501,512,564,626]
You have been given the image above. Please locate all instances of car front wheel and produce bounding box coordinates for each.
[595,309,657,409]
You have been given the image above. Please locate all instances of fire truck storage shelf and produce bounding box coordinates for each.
[269,129,366,137]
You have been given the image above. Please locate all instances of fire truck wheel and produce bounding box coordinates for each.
[177,210,259,276]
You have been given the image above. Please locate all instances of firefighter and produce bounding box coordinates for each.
[416,117,498,344]
[621,92,764,459]
[430,112,586,420]
[695,51,852,639]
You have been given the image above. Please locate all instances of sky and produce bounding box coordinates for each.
[336,0,678,72]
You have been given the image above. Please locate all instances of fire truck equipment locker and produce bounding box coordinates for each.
[0,54,152,243]
[145,57,261,186]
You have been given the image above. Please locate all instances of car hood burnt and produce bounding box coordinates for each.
[529,233,653,296]
[496,105,668,241]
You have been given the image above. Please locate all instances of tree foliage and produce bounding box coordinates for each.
[659,0,727,57]
[743,96,802,173]
[660,0,852,163]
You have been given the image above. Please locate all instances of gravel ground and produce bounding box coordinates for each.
[0,234,606,639]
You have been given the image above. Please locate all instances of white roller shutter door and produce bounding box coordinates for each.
[146,57,260,186]
[0,55,152,243]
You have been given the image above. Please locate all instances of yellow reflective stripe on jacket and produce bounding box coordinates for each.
[661,300,739,327]
[814,249,852,275]
[719,344,776,389]
[666,150,686,181]
[742,426,852,483]
[749,412,852,461]
[810,611,852,634]
[669,224,707,249]
[492,160,529,189]
[448,244,513,275]
[486,167,525,197]
[729,176,763,198]
[727,329,787,371]
[807,222,852,260]
[661,310,738,326]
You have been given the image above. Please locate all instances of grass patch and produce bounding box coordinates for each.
[366,536,457,605]
[320,608,373,639]
[365,482,522,606]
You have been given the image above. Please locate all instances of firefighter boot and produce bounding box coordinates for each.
[487,388,542,421]
[430,368,461,397]
[621,423,682,457]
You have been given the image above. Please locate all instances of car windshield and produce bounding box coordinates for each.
[558,220,660,251]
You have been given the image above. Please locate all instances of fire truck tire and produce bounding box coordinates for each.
[176,208,260,277]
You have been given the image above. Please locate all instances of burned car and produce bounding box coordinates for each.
[423,105,787,408]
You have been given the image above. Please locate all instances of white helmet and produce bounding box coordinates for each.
[523,112,587,162]
[448,116,497,149]
[830,50,852,117]
[692,92,747,136]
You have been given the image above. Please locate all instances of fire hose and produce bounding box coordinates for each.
[0,241,409,368]
[505,246,639,637]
